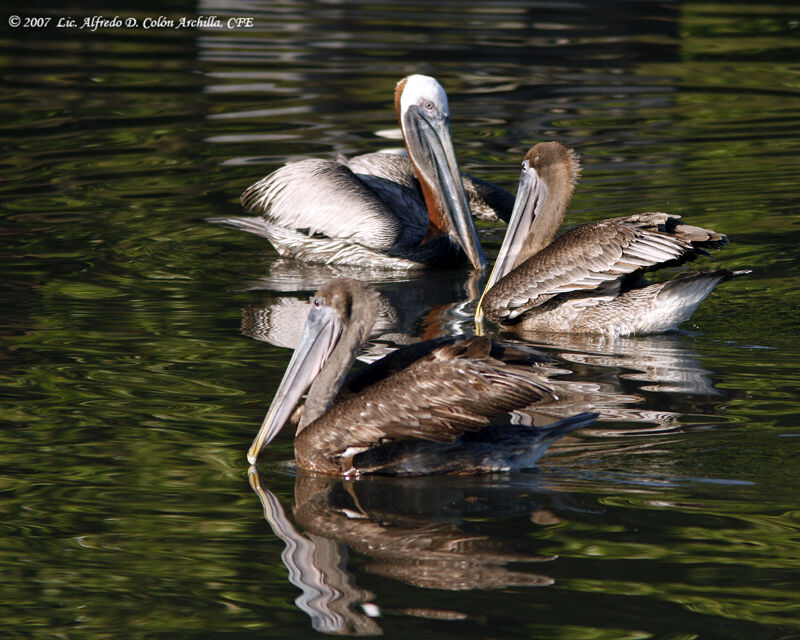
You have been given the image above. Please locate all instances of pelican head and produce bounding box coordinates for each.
[395,75,486,270]
[247,280,378,464]
[475,142,579,323]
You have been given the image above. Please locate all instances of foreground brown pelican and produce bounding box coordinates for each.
[247,278,596,475]
[476,142,750,335]
[212,75,515,270]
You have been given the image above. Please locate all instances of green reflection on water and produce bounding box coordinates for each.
[555,489,800,629]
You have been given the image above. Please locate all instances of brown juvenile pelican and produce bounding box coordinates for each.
[211,75,515,270]
[247,278,596,475]
[476,142,751,335]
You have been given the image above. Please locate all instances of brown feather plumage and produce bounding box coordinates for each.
[295,335,554,474]
[479,142,747,334]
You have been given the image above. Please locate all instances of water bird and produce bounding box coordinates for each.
[212,75,515,270]
[476,142,750,335]
[247,278,595,475]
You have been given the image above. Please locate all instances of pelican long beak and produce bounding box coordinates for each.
[404,107,486,271]
[475,161,545,323]
[247,303,342,464]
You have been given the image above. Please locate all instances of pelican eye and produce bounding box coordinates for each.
[422,99,435,112]
[312,297,323,308]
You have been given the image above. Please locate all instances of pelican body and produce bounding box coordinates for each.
[476,142,750,335]
[212,75,514,270]
[248,278,595,476]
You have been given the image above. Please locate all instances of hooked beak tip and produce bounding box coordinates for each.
[247,449,259,465]
[474,299,487,331]
[465,247,486,271]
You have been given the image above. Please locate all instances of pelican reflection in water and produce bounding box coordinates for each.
[476,142,750,335]
[247,278,596,475]
[212,75,516,270]
[235,258,484,355]
[249,468,579,633]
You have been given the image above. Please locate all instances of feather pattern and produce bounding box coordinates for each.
[485,212,728,321]
[511,268,751,335]
[248,278,591,476]
[210,75,512,270]
[241,158,413,249]
[478,142,748,335]
[231,153,513,260]
[296,335,555,474]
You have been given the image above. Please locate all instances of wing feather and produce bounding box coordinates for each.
[297,336,554,459]
[238,152,514,257]
[241,158,409,250]
[484,212,729,321]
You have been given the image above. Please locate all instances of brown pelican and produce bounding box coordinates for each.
[476,142,751,335]
[211,75,515,270]
[247,278,596,475]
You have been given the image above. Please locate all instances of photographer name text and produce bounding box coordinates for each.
[8,15,255,31]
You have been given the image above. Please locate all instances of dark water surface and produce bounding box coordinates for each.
[2,1,800,637]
